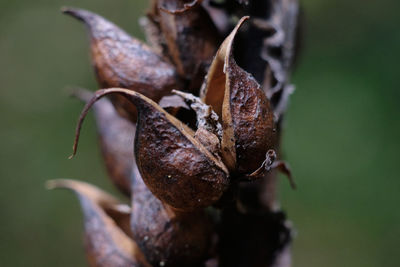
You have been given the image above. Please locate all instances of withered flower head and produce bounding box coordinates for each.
[70,17,280,210]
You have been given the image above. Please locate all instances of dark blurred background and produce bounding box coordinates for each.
[0,0,399,266]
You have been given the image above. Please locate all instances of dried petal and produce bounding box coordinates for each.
[46,179,150,267]
[156,0,221,81]
[131,161,212,266]
[71,88,134,196]
[63,7,179,121]
[202,17,277,175]
[71,88,229,211]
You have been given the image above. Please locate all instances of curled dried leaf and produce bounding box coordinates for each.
[63,7,179,121]
[71,88,134,197]
[46,179,150,267]
[71,88,229,211]
[271,160,296,189]
[259,0,300,98]
[244,149,277,181]
[156,0,221,81]
[202,17,277,175]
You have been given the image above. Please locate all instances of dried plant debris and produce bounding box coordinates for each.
[47,179,150,267]
[71,88,134,196]
[259,0,300,97]
[51,0,300,266]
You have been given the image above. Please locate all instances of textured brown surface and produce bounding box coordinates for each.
[155,0,221,81]
[63,7,179,121]
[202,17,276,175]
[226,58,276,174]
[72,89,214,265]
[71,88,230,211]
[59,1,301,265]
[131,162,212,267]
[129,89,229,211]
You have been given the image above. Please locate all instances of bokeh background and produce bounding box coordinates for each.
[0,0,399,266]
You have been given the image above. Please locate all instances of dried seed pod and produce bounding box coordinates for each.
[202,17,277,175]
[46,179,150,267]
[71,88,230,211]
[71,88,134,197]
[130,159,212,266]
[63,7,179,121]
[155,0,221,80]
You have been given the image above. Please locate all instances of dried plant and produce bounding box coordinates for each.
[48,0,300,266]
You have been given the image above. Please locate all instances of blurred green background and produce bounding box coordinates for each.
[0,0,399,266]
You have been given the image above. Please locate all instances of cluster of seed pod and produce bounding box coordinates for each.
[49,0,300,266]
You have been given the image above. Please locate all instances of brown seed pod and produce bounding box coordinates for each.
[130,158,213,266]
[62,7,179,121]
[46,179,150,267]
[201,17,277,175]
[71,88,134,197]
[155,0,221,81]
[71,88,230,211]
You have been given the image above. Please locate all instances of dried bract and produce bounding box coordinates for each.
[155,0,221,81]
[71,88,134,196]
[202,17,277,175]
[46,179,150,267]
[63,7,179,121]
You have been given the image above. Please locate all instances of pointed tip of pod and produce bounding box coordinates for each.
[222,16,250,63]
[46,179,84,191]
[69,88,144,159]
[45,179,120,205]
[45,179,59,190]
[61,6,93,23]
[45,179,83,191]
